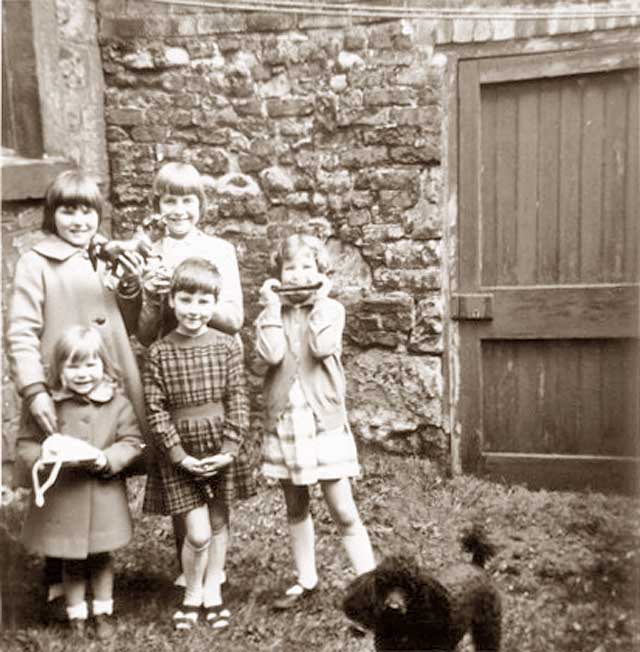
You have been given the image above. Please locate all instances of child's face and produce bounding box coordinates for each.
[170,290,217,336]
[61,354,104,395]
[54,204,99,249]
[281,247,319,301]
[159,193,200,239]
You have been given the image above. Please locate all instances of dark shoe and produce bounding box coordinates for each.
[68,618,87,637]
[94,614,116,640]
[44,596,68,624]
[272,583,317,611]
[203,604,231,630]
[173,607,199,631]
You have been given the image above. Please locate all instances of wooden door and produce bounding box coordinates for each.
[455,48,639,493]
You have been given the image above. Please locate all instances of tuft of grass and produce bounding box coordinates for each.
[2,445,639,651]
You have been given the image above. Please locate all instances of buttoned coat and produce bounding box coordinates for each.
[17,389,144,558]
[6,235,145,432]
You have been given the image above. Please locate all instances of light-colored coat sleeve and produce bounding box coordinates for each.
[308,299,345,359]
[102,397,144,475]
[7,252,47,392]
[255,304,286,367]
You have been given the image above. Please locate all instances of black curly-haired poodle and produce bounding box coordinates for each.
[343,525,501,651]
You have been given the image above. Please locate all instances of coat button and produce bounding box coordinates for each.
[93,316,106,325]
[81,416,91,424]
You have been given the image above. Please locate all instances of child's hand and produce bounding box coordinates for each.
[314,274,332,300]
[199,453,234,476]
[29,393,57,435]
[259,279,282,307]
[179,455,206,476]
[88,451,109,474]
[142,263,172,295]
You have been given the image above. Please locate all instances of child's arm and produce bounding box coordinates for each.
[208,242,244,335]
[143,346,188,465]
[7,253,48,393]
[255,279,286,365]
[14,414,48,488]
[308,298,346,359]
[220,336,250,458]
[98,397,145,476]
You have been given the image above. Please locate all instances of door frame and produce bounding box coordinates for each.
[444,35,640,488]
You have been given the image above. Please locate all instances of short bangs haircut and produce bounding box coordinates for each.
[170,257,222,300]
[270,234,332,276]
[48,326,121,390]
[152,162,207,216]
[42,170,103,234]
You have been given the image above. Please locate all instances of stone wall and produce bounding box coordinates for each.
[96,0,638,464]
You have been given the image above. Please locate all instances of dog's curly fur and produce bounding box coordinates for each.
[343,525,501,651]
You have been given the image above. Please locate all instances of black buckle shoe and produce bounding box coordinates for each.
[272,583,317,611]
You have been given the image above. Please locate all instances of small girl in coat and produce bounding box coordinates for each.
[255,234,375,610]
[142,257,255,631]
[16,326,144,639]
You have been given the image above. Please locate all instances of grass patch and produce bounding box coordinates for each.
[2,445,639,651]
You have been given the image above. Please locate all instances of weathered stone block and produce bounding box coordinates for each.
[340,147,387,169]
[246,12,296,33]
[389,143,440,165]
[364,88,416,107]
[374,267,441,293]
[266,97,314,118]
[260,166,295,195]
[346,350,444,452]
[106,107,145,126]
[409,293,444,353]
[361,224,404,242]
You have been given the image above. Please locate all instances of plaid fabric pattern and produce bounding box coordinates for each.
[142,329,256,515]
[262,379,360,485]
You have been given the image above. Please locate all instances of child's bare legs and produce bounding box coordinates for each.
[202,499,228,608]
[63,559,88,623]
[320,478,375,575]
[181,506,211,609]
[280,481,318,590]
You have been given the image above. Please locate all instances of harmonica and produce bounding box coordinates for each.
[273,282,322,294]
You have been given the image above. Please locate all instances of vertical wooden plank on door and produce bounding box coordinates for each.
[537,79,561,284]
[516,80,539,286]
[580,77,605,283]
[458,60,483,470]
[481,85,498,287]
[496,87,518,285]
[579,342,604,455]
[624,69,639,282]
[602,72,628,282]
[559,78,582,284]
[555,341,580,454]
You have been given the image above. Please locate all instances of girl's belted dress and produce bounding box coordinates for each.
[143,328,255,515]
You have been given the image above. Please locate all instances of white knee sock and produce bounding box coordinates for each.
[342,524,376,575]
[182,538,209,607]
[289,515,318,589]
[203,527,228,607]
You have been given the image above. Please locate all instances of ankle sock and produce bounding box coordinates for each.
[92,599,113,616]
[66,601,88,621]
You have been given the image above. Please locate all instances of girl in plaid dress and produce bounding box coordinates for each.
[255,234,375,610]
[143,258,255,631]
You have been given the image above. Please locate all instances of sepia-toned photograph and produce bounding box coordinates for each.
[1,1,638,650]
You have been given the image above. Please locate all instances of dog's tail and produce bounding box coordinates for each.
[461,524,496,567]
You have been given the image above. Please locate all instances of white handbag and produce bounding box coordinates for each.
[32,434,101,507]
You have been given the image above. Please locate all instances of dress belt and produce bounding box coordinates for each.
[172,402,224,420]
